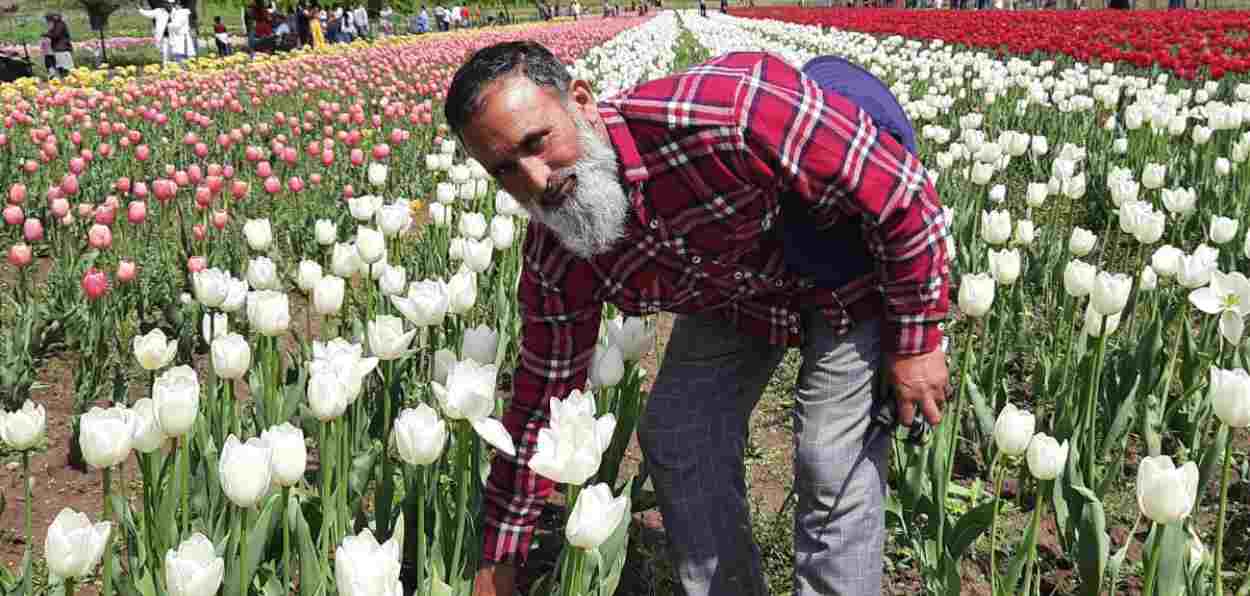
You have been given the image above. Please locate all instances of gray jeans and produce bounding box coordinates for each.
[638,309,890,596]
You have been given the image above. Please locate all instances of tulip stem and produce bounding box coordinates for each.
[22,451,31,561]
[103,466,113,596]
[1214,426,1233,596]
[181,435,190,537]
[377,360,395,539]
[1021,482,1046,594]
[450,424,473,582]
[64,578,74,596]
[240,508,249,596]
[1083,315,1110,486]
[282,486,292,592]
[988,453,1003,595]
[1142,522,1164,596]
[415,465,426,595]
[320,420,333,560]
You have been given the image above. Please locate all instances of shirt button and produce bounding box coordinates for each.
[692,256,702,264]
[733,271,744,280]
[775,280,784,287]
[649,220,659,229]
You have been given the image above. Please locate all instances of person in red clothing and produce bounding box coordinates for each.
[445,41,952,596]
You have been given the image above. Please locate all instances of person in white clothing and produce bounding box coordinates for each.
[137,2,172,64]
[166,5,196,62]
[352,5,369,37]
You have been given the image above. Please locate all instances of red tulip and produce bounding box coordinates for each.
[117,260,137,283]
[7,243,32,268]
[94,205,116,226]
[187,256,207,273]
[8,183,26,205]
[81,267,109,300]
[128,201,147,224]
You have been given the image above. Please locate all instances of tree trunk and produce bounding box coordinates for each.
[369,0,383,16]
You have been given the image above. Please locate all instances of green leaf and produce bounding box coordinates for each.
[944,501,996,561]
[1155,523,1189,596]
[1197,425,1228,513]
[295,498,325,596]
[1001,504,1037,596]
[1072,487,1108,596]
[223,494,282,596]
[967,378,996,452]
[1179,316,1203,397]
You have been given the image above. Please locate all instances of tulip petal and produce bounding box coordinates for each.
[1188,287,1223,314]
[470,417,516,457]
[1220,310,1245,346]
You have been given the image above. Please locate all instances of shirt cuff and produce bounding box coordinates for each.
[480,513,534,565]
[883,320,945,356]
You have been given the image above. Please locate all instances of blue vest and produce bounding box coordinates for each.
[781,56,918,291]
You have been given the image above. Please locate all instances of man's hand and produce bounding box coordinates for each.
[887,349,949,427]
[473,563,517,596]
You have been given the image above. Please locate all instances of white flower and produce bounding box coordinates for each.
[1068,227,1097,257]
[246,256,280,291]
[378,265,407,297]
[495,190,522,216]
[202,312,228,344]
[431,358,515,456]
[1177,251,1216,289]
[376,202,411,237]
[368,163,389,188]
[429,203,450,227]
[80,405,135,469]
[435,182,456,205]
[315,219,337,246]
[565,483,629,550]
[1142,162,1167,190]
[490,215,515,250]
[459,212,488,240]
[356,226,386,264]
[243,218,272,251]
[463,238,493,273]
[308,371,351,421]
[1084,302,1122,338]
[980,210,1012,246]
[1152,245,1184,278]
[335,528,404,596]
[44,508,111,579]
[219,434,272,508]
[1210,215,1239,245]
[529,389,617,485]
[313,275,346,316]
[220,278,248,313]
[1209,367,1250,428]
[153,365,200,438]
[392,404,448,466]
[993,402,1035,457]
[958,273,996,318]
[461,324,499,365]
[165,533,225,596]
[1161,187,1197,218]
[391,279,449,327]
[211,333,251,380]
[432,348,456,385]
[606,315,654,362]
[0,399,45,450]
[1012,220,1035,246]
[447,268,477,315]
[1063,260,1097,298]
[1140,265,1158,291]
[1136,455,1198,524]
[988,248,1021,285]
[133,328,177,371]
[1091,271,1132,316]
[1189,271,1250,346]
[247,290,290,336]
[349,195,383,221]
[589,343,625,388]
[297,260,324,293]
[1025,433,1068,480]
[192,268,230,308]
[1026,182,1048,208]
[1215,157,1232,177]
[260,423,307,487]
[368,315,415,361]
[988,184,1006,203]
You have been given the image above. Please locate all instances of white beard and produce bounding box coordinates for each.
[527,110,629,259]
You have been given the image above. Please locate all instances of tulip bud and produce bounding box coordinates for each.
[219,435,273,508]
[392,404,448,466]
[565,483,629,550]
[1068,227,1097,257]
[23,218,44,242]
[447,268,477,314]
[81,267,109,301]
[153,365,200,437]
[958,273,996,318]
[980,210,1012,246]
[163,533,225,596]
[260,423,307,487]
[1209,367,1250,428]
[315,219,337,246]
[1142,162,1167,190]
[1025,433,1068,480]
[7,243,32,268]
[1025,182,1048,208]
[79,404,134,469]
[356,227,385,264]
[1139,265,1158,292]
[44,508,111,580]
[314,275,346,316]
[1091,271,1132,315]
[368,315,415,361]
[590,343,625,388]
[247,290,290,336]
[243,218,273,251]
[133,328,177,371]
[0,399,46,451]
[211,333,251,380]
[246,256,280,291]
[993,403,1035,457]
[1209,215,1239,245]
[1136,455,1198,525]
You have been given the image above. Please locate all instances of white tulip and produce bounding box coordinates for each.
[1161,187,1197,218]
[297,260,323,293]
[1025,433,1069,480]
[392,404,448,466]
[1152,245,1183,278]
[1108,177,1139,207]
[192,268,230,308]
[1083,302,1122,337]
[315,219,337,246]
[370,254,390,281]
[988,184,1006,204]
[378,265,407,297]
[490,215,515,250]
[349,195,382,221]
[529,389,617,485]
[448,237,465,262]
[1068,227,1097,257]
[164,534,225,596]
[1113,138,1128,154]
[1030,135,1049,156]
[219,434,272,508]
[311,338,379,403]
[1208,367,1250,428]
[1177,252,1215,289]
[368,315,415,361]
[1012,220,1035,246]
[429,203,450,227]
[202,312,228,344]
[1188,271,1250,346]
[260,423,306,487]
[461,324,499,365]
[495,190,522,217]
[129,398,166,453]
[988,248,1021,285]
[1210,215,1239,245]
[447,268,477,314]
[247,290,290,336]
[1063,260,1097,298]
[432,348,456,385]
[246,256,280,291]
[220,278,249,313]
[459,212,487,240]
[607,315,654,362]
[153,365,199,438]
[356,226,386,264]
[590,343,625,388]
[335,528,403,596]
[44,508,111,579]
[1026,182,1048,208]
[368,162,389,188]
[80,405,134,469]
[392,279,449,327]
[970,161,995,185]
[1134,209,1166,245]
[308,371,351,421]
[0,399,45,450]
[435,182,456,204]
[211,333,251,380]
[1136,455,1198,525]
[1142,162,1167,189]
[1091,271,1132,316]
[376,203,411,237]
[432,358,515,456]
[313,275,346,316]
[242,218,272,252]
[1061,173,1087,200]
[993,402,1035,457]
[1140,265,1158,291]
[565,482,629,550]
[458,182,476,202]
[449,164,470,184]
[133,328,177,371]
[980,210,1012,246]
[1215,157,1232,177]
[958,273,996,318]
[464,238,494,273]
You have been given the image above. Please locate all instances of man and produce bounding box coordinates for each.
[446,41,951,596]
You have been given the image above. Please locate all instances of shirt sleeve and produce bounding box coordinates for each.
[737,53,951,355]
[481,222,603,565]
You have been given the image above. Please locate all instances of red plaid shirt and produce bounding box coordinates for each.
[482,51,951,564]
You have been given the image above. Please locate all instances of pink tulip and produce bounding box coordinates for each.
[231,181,248,200]
[321,149,335,166]
[154,180,176,203]
[69,157,86,175]
[390,129,406,145]
[342,184,355,200]
[127,201,147,224]
[23,218,43,242]
[7,243,32,268]
[195,143,209,158]
[195,186,212,208]
[3,205,22,225]
[50,198,69,219]
[60,174,79,196]
[70,131,83,146]
[350,148,365,167]
[115,177,131,194]
[372,144,391,161]
[98,143,113,158]
[188,165,203,185]
[94,205,116,226]
[81,267,109,300]
[116,260,137,283]
[288,177,305,193]
[9,183,26,205]
[78,203,94,218]
[136,144,150,162]
[132,182,149,200]
[211,210,229,230]
[193,224,207,240]
[222,165,235,179]
[257,161,273,178]
[88,224,113,250]
[22,160,37,174]
[207,163,223,178]
[174,170,190,187]
[310,173,322,186]
[264,176,282,195]
[187,256,207,273]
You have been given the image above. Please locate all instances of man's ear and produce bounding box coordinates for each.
[568,79,599,122]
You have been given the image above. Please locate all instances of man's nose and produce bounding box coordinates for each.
[518,157,550,203]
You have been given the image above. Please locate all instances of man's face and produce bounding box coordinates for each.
[461,73,630,258]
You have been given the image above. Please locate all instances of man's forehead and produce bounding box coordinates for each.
[466,77,563,153]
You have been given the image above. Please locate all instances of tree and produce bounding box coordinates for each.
[77,0,123,63]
